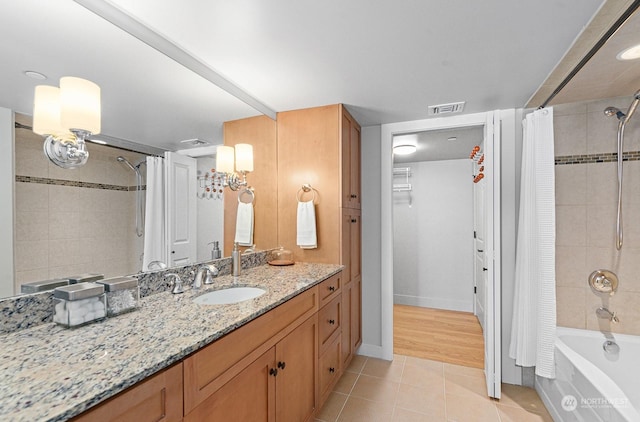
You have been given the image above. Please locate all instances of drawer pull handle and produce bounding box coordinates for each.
[329,367,335,373]
[328,286,336,292]
[277,361,286,370]
[328,319,335,325]
[269,368,278,377]
[351,219,357,223]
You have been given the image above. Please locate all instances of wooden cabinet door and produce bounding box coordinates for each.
[276,315,318,422]
[185,348,276,422]
[351,277,362,352]
[341,209,352,284]
[350,211,361,283]
[72,363,183,422]
[341,111,352,209]
[350,122,361,209]
[341,282,353,366]
[341,109,361,209]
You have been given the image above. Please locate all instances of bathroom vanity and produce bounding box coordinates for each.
[0,263,346,422]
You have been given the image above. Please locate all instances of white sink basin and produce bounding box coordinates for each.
[193,287,266,305]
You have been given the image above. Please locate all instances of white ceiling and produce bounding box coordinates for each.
[1,0,605,151]
[393,126,484,163]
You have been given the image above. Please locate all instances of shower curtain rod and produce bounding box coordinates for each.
[14,121,164,157]
[538,0,640,109]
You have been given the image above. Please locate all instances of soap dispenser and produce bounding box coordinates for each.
[232,242,241,276]
[209,241,222,259]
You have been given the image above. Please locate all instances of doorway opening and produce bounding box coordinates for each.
[380,110,502,399]
[391,125,485,369]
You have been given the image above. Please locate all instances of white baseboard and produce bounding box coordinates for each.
[394,294,473,312]
[355,343,389,360]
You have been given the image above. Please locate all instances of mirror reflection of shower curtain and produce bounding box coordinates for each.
[142,156,166,271]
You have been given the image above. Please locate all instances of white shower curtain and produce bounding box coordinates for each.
[509,108,557,379]
[142,156,166,271]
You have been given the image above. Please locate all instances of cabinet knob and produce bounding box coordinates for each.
[277,361,286,370]
[328,319,335,325]
[329,367,335,373]
[350,194,357,198]
[351,219,357,223]
[269,367,278,377]
[328,286,336,292]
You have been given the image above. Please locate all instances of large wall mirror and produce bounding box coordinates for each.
[0,1,278,299]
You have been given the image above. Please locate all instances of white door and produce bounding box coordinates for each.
[165,152,197,266]
[483,112,501,399]
[473,157,486,330]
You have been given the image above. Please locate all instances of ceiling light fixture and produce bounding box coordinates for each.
[393,144,417,155]
[33,76,101,169]
[617,44,640,60]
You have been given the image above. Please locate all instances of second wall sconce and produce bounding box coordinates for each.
[216,143,253,191]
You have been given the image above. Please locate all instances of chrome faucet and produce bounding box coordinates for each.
[165,273,184,294]
[596,307,619,323]
[193,264,219,289]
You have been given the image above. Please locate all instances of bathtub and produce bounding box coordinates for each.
[536,327,640,422]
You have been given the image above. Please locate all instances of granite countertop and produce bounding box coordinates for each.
[0,262,342,422]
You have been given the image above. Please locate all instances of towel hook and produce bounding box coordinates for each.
[297,184,317,203]
[238,187,255,204]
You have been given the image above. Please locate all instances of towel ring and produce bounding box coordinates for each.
[297,184,317,203]
[238,187,255,204]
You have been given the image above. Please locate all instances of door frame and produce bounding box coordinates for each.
[380,111,501,398]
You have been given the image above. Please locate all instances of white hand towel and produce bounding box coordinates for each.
[235,202,254,246]
[297,200,317,249]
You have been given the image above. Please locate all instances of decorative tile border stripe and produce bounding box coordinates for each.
[15,175,145,191]
[555,150,640,165]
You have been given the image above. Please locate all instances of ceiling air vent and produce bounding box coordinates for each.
[428,101,465,115]
[180,138,209,146]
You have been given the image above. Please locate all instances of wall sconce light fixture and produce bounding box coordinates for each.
[33,76,101,169]
[216,143,253,191]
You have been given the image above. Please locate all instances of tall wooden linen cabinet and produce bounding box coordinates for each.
[277,104,362,409]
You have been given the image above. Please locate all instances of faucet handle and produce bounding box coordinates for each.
[203,264,219,285]
[165,273,184,294]
[611,312,619,323]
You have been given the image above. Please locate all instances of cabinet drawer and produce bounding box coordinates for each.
[318,295,341,354]
[72,363,183,422]
[318,336,341,404]
[318,272,341,308]
[184,286,318,413]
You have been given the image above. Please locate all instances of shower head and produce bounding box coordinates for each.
[117,156,137,172]
[604,107,626,121]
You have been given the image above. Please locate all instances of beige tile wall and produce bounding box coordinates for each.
[13,114,145,293]
[554,96,640,335]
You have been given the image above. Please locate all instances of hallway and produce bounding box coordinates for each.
[393,304,484,369]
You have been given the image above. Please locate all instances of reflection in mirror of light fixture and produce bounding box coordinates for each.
[33,77,101,169]
[216,144,253,191]
[393,144,417,155]
[617,44,640,60]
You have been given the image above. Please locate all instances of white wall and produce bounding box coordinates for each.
[0,107,14,297]
[360,125,383,352]
[196,156,224,262]
[393,159,474,311]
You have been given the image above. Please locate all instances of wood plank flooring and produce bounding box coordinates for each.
[393,304,485,369]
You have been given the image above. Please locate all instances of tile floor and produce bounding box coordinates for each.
[315,354,553,422]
